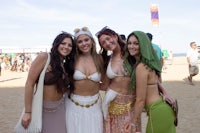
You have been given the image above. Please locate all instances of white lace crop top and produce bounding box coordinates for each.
[73,70,101,82]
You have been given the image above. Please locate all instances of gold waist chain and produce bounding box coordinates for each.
[69,95,99,108]
[108,100,135,115]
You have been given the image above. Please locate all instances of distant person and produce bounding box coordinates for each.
[120,34,126,42]
[186,42,199,85]
[168,50,174,65]
[146,33,163,67]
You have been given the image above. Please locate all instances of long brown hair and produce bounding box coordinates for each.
[96,27,126,69]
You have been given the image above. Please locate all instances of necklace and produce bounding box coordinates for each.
[63,59,66,63]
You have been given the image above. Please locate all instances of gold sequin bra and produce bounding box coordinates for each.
[108,100,135,115]
[68,95,99,108]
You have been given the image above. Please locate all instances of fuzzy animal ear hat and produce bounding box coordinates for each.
[73,27,93,39]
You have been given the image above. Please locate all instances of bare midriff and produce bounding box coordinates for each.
[73,80,100,96]
[43,84,64,101]
[108,76,131,95]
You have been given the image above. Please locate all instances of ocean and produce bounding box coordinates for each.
[173,53,186,57]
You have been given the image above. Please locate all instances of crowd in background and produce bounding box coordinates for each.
[0,53,39,75]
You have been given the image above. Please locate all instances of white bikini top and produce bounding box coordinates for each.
[106,60,126,79]
[73,70,101,82]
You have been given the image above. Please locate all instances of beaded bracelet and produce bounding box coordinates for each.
[131,123,137,129]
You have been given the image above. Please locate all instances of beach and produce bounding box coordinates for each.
[0,56,200,133]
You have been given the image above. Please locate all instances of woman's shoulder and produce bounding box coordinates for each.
[136,62,149,71]
[28,52,49,75]
[137,62,155,74]
[37,52,48,59]
[136,62,145,68]
[33,52,49,64]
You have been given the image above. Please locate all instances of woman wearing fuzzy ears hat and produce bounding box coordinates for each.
[65,27,104,133]
[125,31,176,133]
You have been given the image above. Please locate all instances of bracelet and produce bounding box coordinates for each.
[131,123,137,129]
[25,111,32,114]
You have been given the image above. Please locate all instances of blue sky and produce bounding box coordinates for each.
[0,0,200,53]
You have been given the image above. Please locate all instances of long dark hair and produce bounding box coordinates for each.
[126,32,137,66]
[50,33,75,94]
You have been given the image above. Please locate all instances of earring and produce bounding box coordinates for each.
[63,58,66,63]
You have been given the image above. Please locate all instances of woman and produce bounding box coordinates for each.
[96,26,141,133]
[65,27,104,133]
[21,32,75,133]
[125,31,176,133]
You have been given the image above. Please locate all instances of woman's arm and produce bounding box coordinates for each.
[22,53,47,129]
[158,82,174,104]
[100,75,110,91]
[158,82,167,96]
[132,63,148,132]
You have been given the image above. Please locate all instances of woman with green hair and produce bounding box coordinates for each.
[124,31,176,133]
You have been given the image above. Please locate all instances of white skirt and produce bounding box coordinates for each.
[65,93,103,133]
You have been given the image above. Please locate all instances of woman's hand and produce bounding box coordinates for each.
[131,123,137,133]
[21,112,31,129]
[158,82,175,105]
[163,93,174,104]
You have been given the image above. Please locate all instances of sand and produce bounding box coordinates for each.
[0,56,200,133]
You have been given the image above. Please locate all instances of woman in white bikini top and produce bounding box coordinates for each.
[96,26,141,133]
[106,57,128,79]
[73,70,101,82]
[65,27,104,133]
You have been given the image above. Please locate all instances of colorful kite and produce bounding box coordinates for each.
[150,4,159,25]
